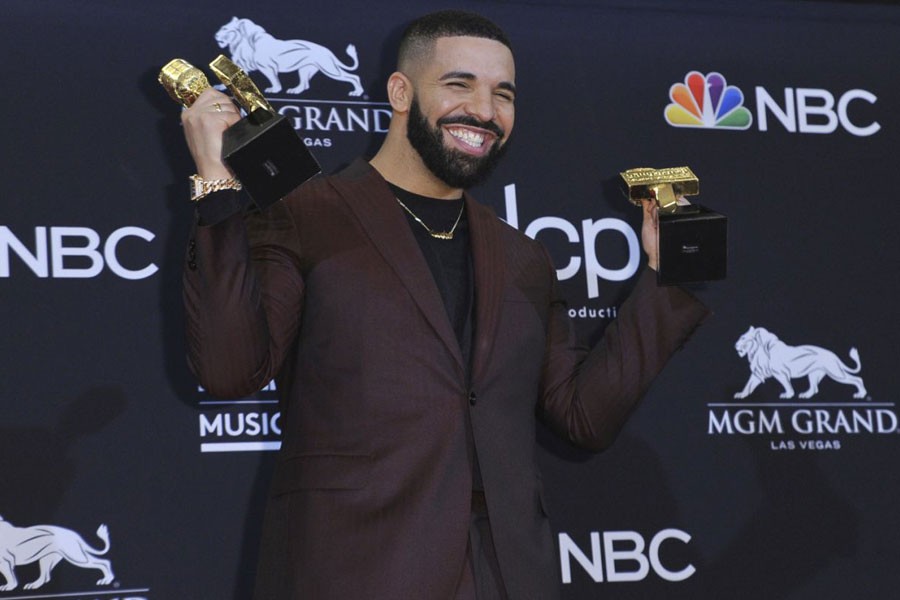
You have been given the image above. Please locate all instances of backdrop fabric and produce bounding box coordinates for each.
[2,1,898,598]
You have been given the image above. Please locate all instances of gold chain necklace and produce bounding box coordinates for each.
[395,197,464,240]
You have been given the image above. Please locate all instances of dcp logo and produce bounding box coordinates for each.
[503,184,641,299]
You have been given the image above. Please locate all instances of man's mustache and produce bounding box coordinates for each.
[437,115,505,141]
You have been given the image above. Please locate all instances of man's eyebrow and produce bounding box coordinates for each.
[439,71,517,94]
[439,71,476,82]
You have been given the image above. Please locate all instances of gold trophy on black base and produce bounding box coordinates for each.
[620,167,727,285]
[159,55,320,209]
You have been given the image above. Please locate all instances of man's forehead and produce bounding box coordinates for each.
[428,35,515,78]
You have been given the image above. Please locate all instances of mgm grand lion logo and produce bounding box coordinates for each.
[734,326,867,400]
[215,16,365,97]
[0,516,114,591]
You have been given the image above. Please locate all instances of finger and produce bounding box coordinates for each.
[182,90,240,123]
[193,88,231,109]
[206,98,240,115]
[641,199,657,227]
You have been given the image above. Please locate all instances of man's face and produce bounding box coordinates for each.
[405,36,516,189]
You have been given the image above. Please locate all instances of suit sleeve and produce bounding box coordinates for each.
[182,195,305,398]
[536,254,710,452]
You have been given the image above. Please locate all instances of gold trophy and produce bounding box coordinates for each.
[159,55,320,209]
[620,167,726,285]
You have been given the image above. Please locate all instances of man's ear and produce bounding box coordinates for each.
[387,72,412,113]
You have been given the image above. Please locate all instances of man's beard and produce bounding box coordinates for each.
[406,96,508,189]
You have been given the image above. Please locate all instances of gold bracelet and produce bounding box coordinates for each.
[189,174,242,202]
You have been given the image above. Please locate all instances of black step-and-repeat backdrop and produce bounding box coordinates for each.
[3,0,899,598]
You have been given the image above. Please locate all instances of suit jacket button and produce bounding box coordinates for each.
[468,391,477,406]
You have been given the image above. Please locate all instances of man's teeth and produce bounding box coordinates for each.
[449,128,485,147]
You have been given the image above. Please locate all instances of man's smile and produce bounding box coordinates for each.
[442,123,502,156]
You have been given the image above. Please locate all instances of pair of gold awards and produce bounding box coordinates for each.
[159,55,321,210]
[159,55,271,113]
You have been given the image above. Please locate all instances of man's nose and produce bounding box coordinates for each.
[464,88,495,124]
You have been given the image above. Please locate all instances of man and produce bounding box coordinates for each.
[179,10,708,599]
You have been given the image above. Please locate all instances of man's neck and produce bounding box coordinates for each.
[389,182,463,204]
[369,137,463,200]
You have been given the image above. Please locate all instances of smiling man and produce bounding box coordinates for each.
[371,28,515,196]
[178,10,709,600]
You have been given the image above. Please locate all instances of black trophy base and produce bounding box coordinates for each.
[222,111,321,210]
[657,204,727,285]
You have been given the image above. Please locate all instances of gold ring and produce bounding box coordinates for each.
[213,102,222,112]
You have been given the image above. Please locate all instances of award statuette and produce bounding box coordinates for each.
[159,55,320,209]
[620,167,727,285]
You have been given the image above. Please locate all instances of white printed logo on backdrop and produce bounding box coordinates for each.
[215,17,364,97]
[707,325,897,452]
[733,326,867,400]
[214,17,389,150]
[198,380,282,454]
[0,516,151,598]
[0,516,114,593]
[664,70,880,137]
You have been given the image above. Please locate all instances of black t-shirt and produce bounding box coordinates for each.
[389,184,473,365]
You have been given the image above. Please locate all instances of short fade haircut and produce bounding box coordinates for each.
[398,10,512,73]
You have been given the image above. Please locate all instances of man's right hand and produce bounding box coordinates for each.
[181,89,241,180]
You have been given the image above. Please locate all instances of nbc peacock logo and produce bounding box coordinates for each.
[665,71,752,130]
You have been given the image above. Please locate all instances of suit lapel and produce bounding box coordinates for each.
[327,160,466,373]
[466,195,506,386]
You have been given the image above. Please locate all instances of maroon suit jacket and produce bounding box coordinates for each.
[183,159,709,599]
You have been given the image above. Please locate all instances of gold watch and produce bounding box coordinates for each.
[189,174,242,202]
